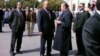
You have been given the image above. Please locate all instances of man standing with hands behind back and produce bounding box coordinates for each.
[9,1,26,56]
[38,0,56,56]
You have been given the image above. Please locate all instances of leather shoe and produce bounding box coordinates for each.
[75,52,82,55]
[0,31,3,32]
[16,50,22,54]
[46,53,52,56]
[40,54,44,56]
[10,52,15,56]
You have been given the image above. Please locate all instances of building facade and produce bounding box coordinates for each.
[64,0,97,11]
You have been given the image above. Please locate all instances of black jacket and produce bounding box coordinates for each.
[0,10,4,21]
[9,9,26,32]
[73,11,90,32]
[38,9,56,33]
[82,12,100,56]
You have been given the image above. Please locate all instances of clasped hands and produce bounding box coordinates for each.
[55,17,62,24]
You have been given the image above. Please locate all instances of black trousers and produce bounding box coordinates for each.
[60,31,71,56]
[10,28,24,52]
[60,52,68,56]
[40,32,53,55]
[76,30,85,53]
[0,21,2,32]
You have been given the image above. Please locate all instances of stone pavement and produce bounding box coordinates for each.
[0,24,79,56]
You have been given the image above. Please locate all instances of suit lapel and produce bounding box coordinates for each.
[43,9,51,20]
[59,9,68,21]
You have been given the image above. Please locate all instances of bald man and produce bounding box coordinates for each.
[9,1,26,56]
[38,0,56,56]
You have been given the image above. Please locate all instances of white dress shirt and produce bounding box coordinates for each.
[96,10,100,15]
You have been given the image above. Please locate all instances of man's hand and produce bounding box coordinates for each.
[54,19,58,26]
[56,20,62,24]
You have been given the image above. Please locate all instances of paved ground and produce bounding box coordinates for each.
[0,24,79,56]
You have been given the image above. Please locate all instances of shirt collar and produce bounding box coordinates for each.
[79,10,84,13]
[17,8,21,12]
[96,10,100,15]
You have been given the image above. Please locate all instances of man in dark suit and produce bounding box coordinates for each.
[53,2,73,56]
[0,8,4,32]
[9,2,26,56]
[38,0,55,56]
[74,3,90,55]
[82,0,100,56]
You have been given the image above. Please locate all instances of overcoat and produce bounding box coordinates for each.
[53,9,73,52]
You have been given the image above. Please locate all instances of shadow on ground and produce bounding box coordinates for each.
[23,32,41,37]
[21,47,40,54]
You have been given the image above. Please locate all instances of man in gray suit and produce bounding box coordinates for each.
[53,2,73,56]
[9,1,26,56]
[82,0,100,56]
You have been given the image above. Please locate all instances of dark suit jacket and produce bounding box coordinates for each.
[9,9,26,32]
[38,9,56,34]
[82,12,100,56]
[53,9,73,52]
[73,11,90,32]
[0,10,4,22]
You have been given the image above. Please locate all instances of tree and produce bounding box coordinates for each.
[37,0,62,11]
[8,0,17,8]
[0,0,62,10]
[49,0,62,11]
[0,0,37,8]
[0,0,4,7]
[22,0,37,8]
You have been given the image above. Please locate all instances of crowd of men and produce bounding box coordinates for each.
[0,0,100,56]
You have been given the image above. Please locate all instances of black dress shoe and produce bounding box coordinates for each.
[10,52,15,56]
[46,53,52,56]
[75,52,82,55]
[16,50,22,54]
[0,31,3,32]
[40,54,44,56]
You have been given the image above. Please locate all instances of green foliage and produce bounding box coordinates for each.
[0,0,62,10]
[22,0,36,8]
[37,0,62,11]
[0,0,5,7]
[51,0,62,11]
[8,0,17,8]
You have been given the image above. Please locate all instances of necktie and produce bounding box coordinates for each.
[19,10,24,20]
[18,10,24,26]
[45,9,51,20]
